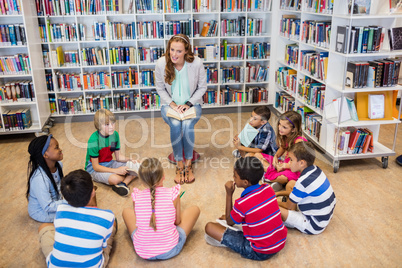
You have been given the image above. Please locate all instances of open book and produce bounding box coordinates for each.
[216,219,242,231]
[126,161,140,175]
[238,123,259,147]
[166,107,196,121]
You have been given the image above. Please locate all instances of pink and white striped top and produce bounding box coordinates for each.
[132,184,180,259]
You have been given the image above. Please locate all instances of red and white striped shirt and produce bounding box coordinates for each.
[231,184,287,254]
[132,184,180,259]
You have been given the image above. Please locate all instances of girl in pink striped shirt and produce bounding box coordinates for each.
[122,158,200,260]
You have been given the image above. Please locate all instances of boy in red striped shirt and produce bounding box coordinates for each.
[205,157,287,260]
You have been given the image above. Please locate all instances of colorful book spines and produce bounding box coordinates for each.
[301,20,331,48]
[111,69,139,89]
[246,42,270,60]
[107,21,136,40]
[220,66,244,83]
[0,54,30,75]
[136,21,164,39]
[54,72,82,91]
[300,50,328,82]
[275,91,295,112]
[42,0,75,16]
[0,81,34,102]
[2,108,32,131]
[304,0,333,14]
[82,72,111,90]
[280,17,300,39]
[220,42,244,60]
[165,20,191,37]
[0,0,22,15]
[135,0,163,13]
[0,24,26,46]
[74,0,106,15]
[59,95,85,114]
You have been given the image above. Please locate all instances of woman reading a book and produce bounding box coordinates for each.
[155,34,207,184]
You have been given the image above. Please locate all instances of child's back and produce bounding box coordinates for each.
[231,183,287,254]
[132,185,180,259]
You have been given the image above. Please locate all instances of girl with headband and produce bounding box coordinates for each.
[155,34,207,185]
[27,134,66,222]
[254,111,307,197]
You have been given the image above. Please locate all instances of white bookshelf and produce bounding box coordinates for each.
[0,0,51,134]
[36,0,272,116]
[269,0,402,172]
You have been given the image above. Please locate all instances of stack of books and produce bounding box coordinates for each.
[2,108,32,130]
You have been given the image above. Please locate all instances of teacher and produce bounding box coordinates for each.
[155,34,207,185]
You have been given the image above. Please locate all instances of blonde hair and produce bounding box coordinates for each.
[94,109,116,130]
[164,34,194,85]
[138,158,164,231]
[276,111,302,149]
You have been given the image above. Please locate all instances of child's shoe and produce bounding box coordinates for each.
[232,149,241,158]
[396,155,402,166]
[112,182,129,196]
[204,234,227,247]
[271,182,284,192]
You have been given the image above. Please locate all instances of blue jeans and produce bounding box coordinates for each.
[161,104,202,161]
[221,229,277,261]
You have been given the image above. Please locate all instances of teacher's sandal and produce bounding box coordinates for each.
[185,165,195,184]
[174,166,185,185]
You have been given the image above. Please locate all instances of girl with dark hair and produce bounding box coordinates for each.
[155,34,207,184]
[122,158,200,260]
[27,134,66,222]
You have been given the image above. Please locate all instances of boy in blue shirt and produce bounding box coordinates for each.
[233,106,277,158]
[38,169,116,267]
[85,109,137,196]
[278,142,336,234]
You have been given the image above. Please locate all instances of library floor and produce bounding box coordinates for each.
[0,110,401,267]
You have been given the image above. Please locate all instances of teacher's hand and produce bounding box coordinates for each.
[176,104,190,114]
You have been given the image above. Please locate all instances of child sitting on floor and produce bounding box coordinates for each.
[232,106,277,158]
[278,142,336,234]
[38,169,116,267]
[85,108,137,196]
[122,158,200,260]
[254,111,307,196]
[204,157,287,261]
[27,134,66,222]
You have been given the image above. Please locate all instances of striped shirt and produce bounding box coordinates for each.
[47,204,115,268]
[289,165,336,234]
[230,184,287,254]
[132,184,180,259]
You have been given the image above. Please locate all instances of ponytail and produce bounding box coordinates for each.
[149,186,157,231]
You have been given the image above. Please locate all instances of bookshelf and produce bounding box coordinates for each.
[270,0,402,172]
[0,0,51,134]
[35,0,272,117]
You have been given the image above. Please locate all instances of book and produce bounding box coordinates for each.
[368,94,385,119]
[238,123,259,147]
[336,26,349,53]
[126,161,140,175]
[388,27,402,51]
[216,219,242,231]
[166,107,196,121]
[349,0,371,14]
[346,97,359,121]
[390,0,402,13]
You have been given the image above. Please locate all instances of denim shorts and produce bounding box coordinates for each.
[221,228,276,261]
[131,226,187,260]
[86,161,127,185]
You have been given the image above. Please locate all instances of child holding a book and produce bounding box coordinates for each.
[254,111,307,195]
[85,109,137,197]
[278,142,336,234]
[122,158,200,260]
[232,105,277,158]
[155,34,207,184]
[27,134,66,222]
[204,157,287,260]
[39,169,116,267]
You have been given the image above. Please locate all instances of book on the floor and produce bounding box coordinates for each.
[166,107,196,121]
[126,161,140,175]
[216,219,242,231]
[238,123,259,147]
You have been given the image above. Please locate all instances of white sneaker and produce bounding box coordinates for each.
[232,149,241,158]
[205,234,227,247]
[271,182,284,192]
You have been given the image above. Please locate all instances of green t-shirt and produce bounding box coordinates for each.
[85,131,120,170]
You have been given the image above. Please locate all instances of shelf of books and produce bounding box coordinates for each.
[0,0,51,134]
[271,0,402,172]
[34,0,273,117]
